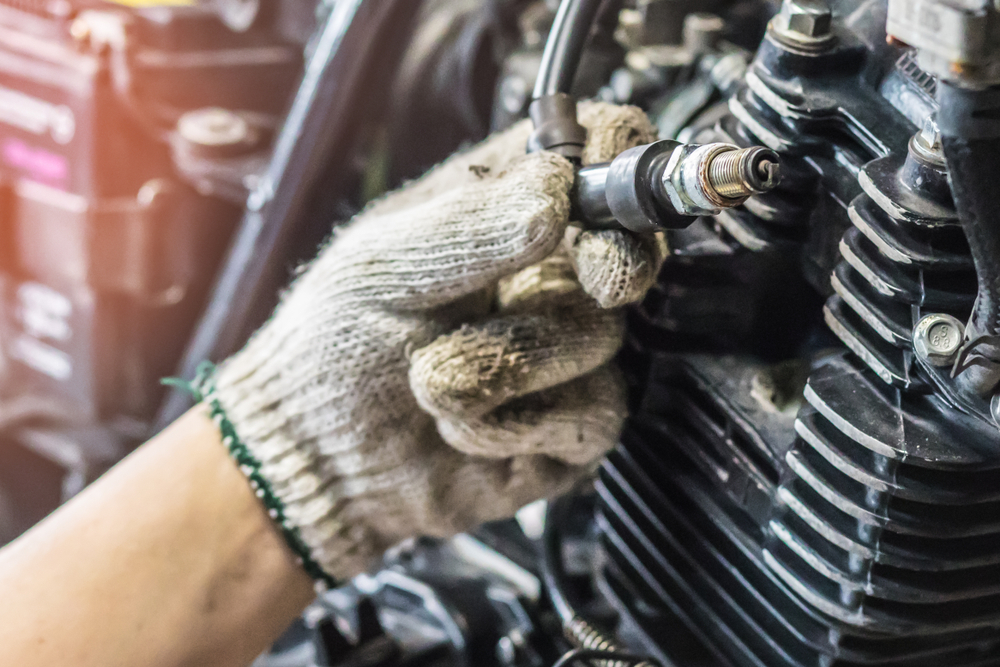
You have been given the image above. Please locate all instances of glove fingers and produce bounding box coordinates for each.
[327,151,574,311]
[415,449,596,536]
[571,102,665,308]
[577,101,658,165]
[496,229,668,311]
[408,297,623,421]
[496,251,580,313]
[433,366,625,465]
[566,228,668,308]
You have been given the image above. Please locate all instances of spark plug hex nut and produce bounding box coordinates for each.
[662,143,781,216]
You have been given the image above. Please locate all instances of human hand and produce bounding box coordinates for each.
[208,102,666,581]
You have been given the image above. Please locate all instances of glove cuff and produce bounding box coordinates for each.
[176,362,340,588]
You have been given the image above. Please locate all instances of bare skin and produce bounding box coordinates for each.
[0,407,315,667]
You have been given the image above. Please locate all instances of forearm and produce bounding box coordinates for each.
[0,407,314,667]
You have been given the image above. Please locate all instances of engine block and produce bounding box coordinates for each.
[597,1,1000,666]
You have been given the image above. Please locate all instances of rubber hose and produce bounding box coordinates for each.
[533,0,606,100]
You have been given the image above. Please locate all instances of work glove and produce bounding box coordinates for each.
[208,102,665,582]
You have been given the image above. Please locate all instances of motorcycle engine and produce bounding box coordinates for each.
[3,1,1000,666]
[257,2,1000,666]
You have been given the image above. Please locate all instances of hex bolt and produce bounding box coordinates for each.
[912,313,965,367]
[771,0,836,50]
[705,146,782,201]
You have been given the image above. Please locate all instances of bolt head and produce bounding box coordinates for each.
[786,1,832,37]
[913,313,965,367]
[771,0,835,48]
[991,394,1000,428]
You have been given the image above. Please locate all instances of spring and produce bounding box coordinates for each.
[563,617,656,667]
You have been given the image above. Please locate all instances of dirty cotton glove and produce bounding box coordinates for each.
[205,102,664,583]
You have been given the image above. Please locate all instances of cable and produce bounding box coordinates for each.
[939,82,1000,394]
[527,0,607,158]
[532,0,605,100]
[542,496,660,667]
[541,494,582,626]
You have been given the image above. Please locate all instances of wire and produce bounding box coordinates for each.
[532,0,606,99]
[542,496,661,667]
[541,494,581,625]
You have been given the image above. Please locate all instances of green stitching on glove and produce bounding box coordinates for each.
[162,363,337,588]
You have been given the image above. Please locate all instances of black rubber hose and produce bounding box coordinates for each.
[939,82,1000,393]
[532,0,606,100]
[527,0,606,158]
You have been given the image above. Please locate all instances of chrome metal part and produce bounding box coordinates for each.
[705,146,781,200]
[662,143,781,215]
[913,313,966,367]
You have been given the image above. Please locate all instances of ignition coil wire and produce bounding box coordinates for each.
[526,0,606,158]
[532,0,605,100]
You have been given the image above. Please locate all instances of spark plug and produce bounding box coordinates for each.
[571,141,781,233]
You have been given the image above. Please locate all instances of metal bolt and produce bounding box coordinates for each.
[771,0,835,50]
[706,146,782,201]
[913,313,965,367]
[991,393,1000,429]
[910,115,946,167]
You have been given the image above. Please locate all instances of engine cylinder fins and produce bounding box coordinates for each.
[846,197,972,271]
[597,357,1000,667]
[827,138,984,394]
[839,229,977,311]
[773,356,1000,620]
[822,297,925,390]
[857,155,959,228]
